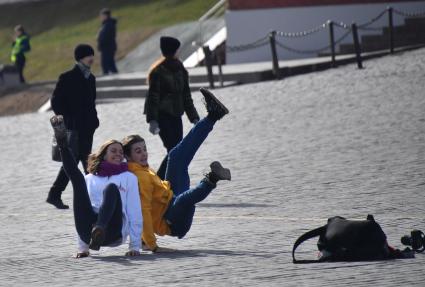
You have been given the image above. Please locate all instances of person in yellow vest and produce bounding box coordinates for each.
[11,25,31,83]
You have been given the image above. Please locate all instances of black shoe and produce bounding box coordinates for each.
[207,161,231,184]
[50,115,67,147]
[89,226,105,251]
[200,88,229,120]
[46,197,69,209]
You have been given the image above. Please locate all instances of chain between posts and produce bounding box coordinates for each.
[393,8,425,18]
[275,29,352,55]
[225,7,425,54]
[226,36,269,53]
[275,23,327,38]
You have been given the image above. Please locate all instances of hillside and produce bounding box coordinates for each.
[0,0,216,82]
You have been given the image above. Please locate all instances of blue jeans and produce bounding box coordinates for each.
[164,117,216,238]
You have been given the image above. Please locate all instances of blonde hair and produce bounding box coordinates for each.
[146,56,166,85]
[87,139,122,174]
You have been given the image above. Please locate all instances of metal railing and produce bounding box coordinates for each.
[222,7,425,79]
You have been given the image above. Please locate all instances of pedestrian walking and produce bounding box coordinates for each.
[124,88,230,252]
[47,44,99,209]
[50,116,142,258]
[11,25,30,83]
[144,36,200,179]
[97,8,118,75]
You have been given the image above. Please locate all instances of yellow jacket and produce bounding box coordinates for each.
[128,162,173,250]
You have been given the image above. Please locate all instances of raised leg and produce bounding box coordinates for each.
[165,117,215,195]
[60,144,97,244]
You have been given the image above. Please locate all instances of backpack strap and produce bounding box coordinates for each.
[292,225,327,264]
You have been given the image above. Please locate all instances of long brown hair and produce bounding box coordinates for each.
[146,56,166,85]
[87,139,123,174]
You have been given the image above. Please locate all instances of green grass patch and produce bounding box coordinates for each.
[0,0,217,82]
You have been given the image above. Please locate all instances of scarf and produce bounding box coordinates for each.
[97,161,128,177]
[76,62,92,79]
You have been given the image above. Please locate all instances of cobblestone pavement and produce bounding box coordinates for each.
[0,48,424,286]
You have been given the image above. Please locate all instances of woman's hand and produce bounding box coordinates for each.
[148,120,160,135]
[125,250,140,257]
[76,251,90,258]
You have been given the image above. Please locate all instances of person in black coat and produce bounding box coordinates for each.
[47,44,100,209]
[97,8,118,75]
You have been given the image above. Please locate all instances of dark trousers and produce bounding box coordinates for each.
[163,118,216,238]
[157,113,183,179]
[15,54,25,83]
[60,144,122,245]
[101,50,118,75]
[48,131,94,200]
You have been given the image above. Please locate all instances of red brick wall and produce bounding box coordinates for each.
[228,0,425,10]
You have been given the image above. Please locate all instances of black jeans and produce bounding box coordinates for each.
[49,130,94,200]
[157,113,183,179]
[101,50,118,75]
[60,144,122,246]
[15,54,25,83]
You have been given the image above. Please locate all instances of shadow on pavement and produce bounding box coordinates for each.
[197,203,274,208]
[90,249,274,265]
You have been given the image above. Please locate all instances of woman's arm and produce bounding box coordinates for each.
[137,172,158,251]
[126,174,143,253]
[145,71,161,123]
[51,74,69,117]
[182,70,200,123]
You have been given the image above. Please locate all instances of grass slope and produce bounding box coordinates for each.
[0,0,216,82]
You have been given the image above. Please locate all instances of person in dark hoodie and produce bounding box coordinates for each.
[11,25,30,83]
[144,36,200,180]
[47,44,99,209]
[97,8,118,75]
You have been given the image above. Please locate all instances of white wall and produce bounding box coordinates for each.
[225,1,425,64]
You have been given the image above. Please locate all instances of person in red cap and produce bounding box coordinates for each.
[47,44,100,209]
[144,36,200,179]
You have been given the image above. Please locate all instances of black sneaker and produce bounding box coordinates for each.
[46,197,69,209]
[50,115,67,147]
[207,161,231,183]
[89,226,105,251]
[200,88,229,120]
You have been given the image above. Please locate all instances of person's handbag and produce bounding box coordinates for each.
[292,214,409,263]
[51,129,79,162]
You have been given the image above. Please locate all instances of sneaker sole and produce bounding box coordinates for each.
[200,88,229,115]
[210,161,231,181]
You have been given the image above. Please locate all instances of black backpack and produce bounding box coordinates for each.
[292,215,399,263]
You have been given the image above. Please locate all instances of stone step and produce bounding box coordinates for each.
[96,70,232,88]
[96,81,238,99]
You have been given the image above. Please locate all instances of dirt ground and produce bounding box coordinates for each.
[0,85,51,116]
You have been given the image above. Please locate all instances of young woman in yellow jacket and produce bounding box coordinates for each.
[123,88,231,252]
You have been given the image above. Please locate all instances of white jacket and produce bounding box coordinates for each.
[77,171,143,252]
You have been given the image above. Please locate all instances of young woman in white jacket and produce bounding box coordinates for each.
[50,115,142,258]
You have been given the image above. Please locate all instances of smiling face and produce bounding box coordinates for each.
[104,143,124,165]
[128,141,148,167]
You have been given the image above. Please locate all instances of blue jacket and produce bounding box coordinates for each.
[97,18,117,52]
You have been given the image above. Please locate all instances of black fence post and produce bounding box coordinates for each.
[216,53,224,88]
[269,31,280,79]
[202,46,215,89]
[388,6,394,54]
[351,23,363,69]
[328,20,336,67]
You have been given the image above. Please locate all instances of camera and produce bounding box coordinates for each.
[401,230,425,253]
